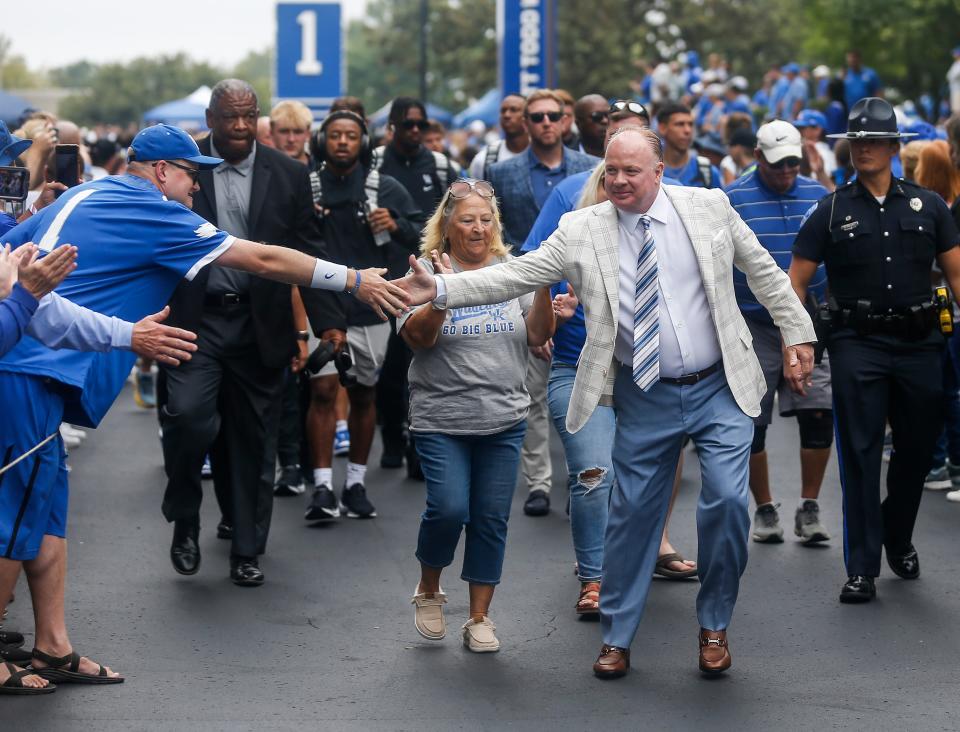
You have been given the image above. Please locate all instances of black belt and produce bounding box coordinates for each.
[204,292,250,307]
[659,361,722,386]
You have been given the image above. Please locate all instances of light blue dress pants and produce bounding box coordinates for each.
[600,364,753,649]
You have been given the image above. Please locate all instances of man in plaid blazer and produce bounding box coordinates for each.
[397,128,816,677]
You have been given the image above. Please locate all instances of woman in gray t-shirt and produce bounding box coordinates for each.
[399,179,554,653]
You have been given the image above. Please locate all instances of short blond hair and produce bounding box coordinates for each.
[420,187,509,259]
[270,100,313,130]
[524,89,564,115]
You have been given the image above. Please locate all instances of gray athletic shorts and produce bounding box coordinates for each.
[746,316,832,425]
[308,321,391,387]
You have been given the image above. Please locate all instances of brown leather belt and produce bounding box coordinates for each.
[659,361,722,386]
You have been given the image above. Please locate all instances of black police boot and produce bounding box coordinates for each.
[839,575,876,603]
[885,543,920,580]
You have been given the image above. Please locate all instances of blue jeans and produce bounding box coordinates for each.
[414,420,526,585]
[547,363,615,581]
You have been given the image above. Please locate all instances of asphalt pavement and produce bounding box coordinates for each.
[4,385,960,731]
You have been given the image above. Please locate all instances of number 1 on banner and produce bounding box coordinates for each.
[296,10,323,75]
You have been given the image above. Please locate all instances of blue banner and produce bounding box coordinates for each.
[275,2,343,109]
[497,0,557,97]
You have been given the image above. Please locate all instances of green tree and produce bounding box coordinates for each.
[49,61,97,89]
[233,49,272,110]
[0,35,43,90]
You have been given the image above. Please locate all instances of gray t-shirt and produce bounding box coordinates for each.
[399,255,534,435]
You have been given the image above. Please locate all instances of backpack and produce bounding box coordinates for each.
[481,140,504,178]
[695,155,715,189]
[371,145,450,189]
[309,165,382,214]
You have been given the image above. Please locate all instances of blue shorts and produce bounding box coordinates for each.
[0,373,68,561]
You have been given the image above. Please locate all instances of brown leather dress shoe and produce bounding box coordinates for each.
[593,644,630,679]
[698,628,731,674]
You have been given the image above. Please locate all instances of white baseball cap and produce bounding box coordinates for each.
[756,120,802,163]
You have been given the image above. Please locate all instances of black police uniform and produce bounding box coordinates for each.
[793,176,960,578]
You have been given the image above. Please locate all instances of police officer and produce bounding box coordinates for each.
[790,97,960,604]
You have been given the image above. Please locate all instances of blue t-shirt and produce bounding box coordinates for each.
[0,212,16,237]
[724,169,828,323]
[779,77,809,121]
[844,66,881,109]
[0,174,233,426]
[769,77,790,114]
[663,156,721,189]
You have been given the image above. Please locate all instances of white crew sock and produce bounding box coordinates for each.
[346,462,367,487]
[313,468,333,488]
[335,419,348,433]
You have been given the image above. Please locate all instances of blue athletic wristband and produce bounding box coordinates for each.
[348,270,362,296]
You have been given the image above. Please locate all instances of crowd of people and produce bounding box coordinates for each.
[2,41,960,695]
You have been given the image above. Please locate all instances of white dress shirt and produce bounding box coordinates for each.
[614,186,722,378]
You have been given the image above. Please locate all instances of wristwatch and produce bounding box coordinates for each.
[296,330,310,342]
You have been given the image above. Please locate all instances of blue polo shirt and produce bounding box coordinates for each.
[663,155,721,188]
[844,66,881,109]
[0,174,234,427]
[527,148,567,208]
[724,169,828,323]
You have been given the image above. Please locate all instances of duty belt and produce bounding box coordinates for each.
[833,302,937,339]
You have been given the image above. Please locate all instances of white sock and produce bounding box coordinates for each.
[346,462,367,486]
[335,419,348,432]
[313,468,333,488]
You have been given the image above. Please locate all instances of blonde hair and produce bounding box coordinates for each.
[900,140,928,183]
[270,100,313,130]
[420,188,509,259]
[576,162,606,209]
[524,89,564,114]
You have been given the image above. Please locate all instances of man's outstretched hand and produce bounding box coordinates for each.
[391,254,439,307]
[353,267,411,321]
[131,307,198,366]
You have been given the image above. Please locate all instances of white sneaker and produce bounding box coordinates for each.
[59,424,81,449]
[64,424,87,441]
[411,586,447,640]
[947,487,960,503]
[461,616,500,653]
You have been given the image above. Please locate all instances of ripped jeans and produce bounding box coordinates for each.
[547,362,615,582]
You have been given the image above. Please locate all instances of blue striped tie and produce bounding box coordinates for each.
[633,215,659,391]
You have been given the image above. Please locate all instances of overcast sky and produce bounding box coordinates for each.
[9,0,369,70]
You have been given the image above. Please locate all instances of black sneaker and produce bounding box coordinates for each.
[340,483,377,519]
[523,489,550,517]
[839,575,876,603]
[305,484,341,521]
[274,464,306,497]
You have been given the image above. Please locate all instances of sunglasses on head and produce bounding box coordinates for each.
[527,111,563,124]
[609,100,649,119]
[768,156,801,169]
[448,179,495,199]
[400,119,430,131]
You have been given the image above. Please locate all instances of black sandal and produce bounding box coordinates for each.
[30,649,124,685]
[0,661,56,695]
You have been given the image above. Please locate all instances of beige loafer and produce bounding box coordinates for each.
[461,616,499,653]
[412,588,447,640]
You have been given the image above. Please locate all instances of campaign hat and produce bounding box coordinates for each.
[128,124,222,168]
[827,97,917,140]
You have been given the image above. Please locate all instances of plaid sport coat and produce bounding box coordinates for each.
[441,185,816,434]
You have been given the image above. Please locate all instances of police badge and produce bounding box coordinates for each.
[909,197,922,212]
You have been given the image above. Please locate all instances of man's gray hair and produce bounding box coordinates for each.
[209,79,258,112]
[606,126,663,162]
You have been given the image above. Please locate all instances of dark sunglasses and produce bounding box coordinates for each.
[768,156,801,169]
[589,111,610,124]
[527,111,563,124]
[400,119,430,131]
[448,179,495,199]
[155,160,200,183]
[609,100,650,119]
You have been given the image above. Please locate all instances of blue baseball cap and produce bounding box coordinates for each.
[781,62,801,74]
[794,109,827,129]
[903,120,939,141]
[128,124,222,169]
[0,121,32,167]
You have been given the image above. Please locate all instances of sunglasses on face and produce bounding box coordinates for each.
[527,111,563,124]
[448,179,495,199]
[400,119,430,131]
[589,111,610,124]
[609,100,649,119]
[155,160,200,183]
[768,156,801,169]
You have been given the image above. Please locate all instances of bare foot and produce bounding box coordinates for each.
[0,663,50,689]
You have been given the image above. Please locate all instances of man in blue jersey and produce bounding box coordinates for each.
[724,120,833,547]
[0,124,408,690]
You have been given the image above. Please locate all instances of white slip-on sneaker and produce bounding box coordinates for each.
[461,616,500,653]
[411,587,447,640]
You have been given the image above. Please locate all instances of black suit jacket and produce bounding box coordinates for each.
[165,137,346,369]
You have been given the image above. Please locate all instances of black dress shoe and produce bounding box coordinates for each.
[170,520,200,575]
[523,489,550,517]
[886,543,920,580]
[839,575,876,603]
[216,519,233,540]
[0,630,24,648]
[230,558,264,587]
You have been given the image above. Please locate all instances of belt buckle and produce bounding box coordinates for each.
[223,293,240,305]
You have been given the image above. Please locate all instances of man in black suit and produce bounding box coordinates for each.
[160,79,346,586]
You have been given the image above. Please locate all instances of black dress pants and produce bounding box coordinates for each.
[160,307,285,559]
[829,330,944,577]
